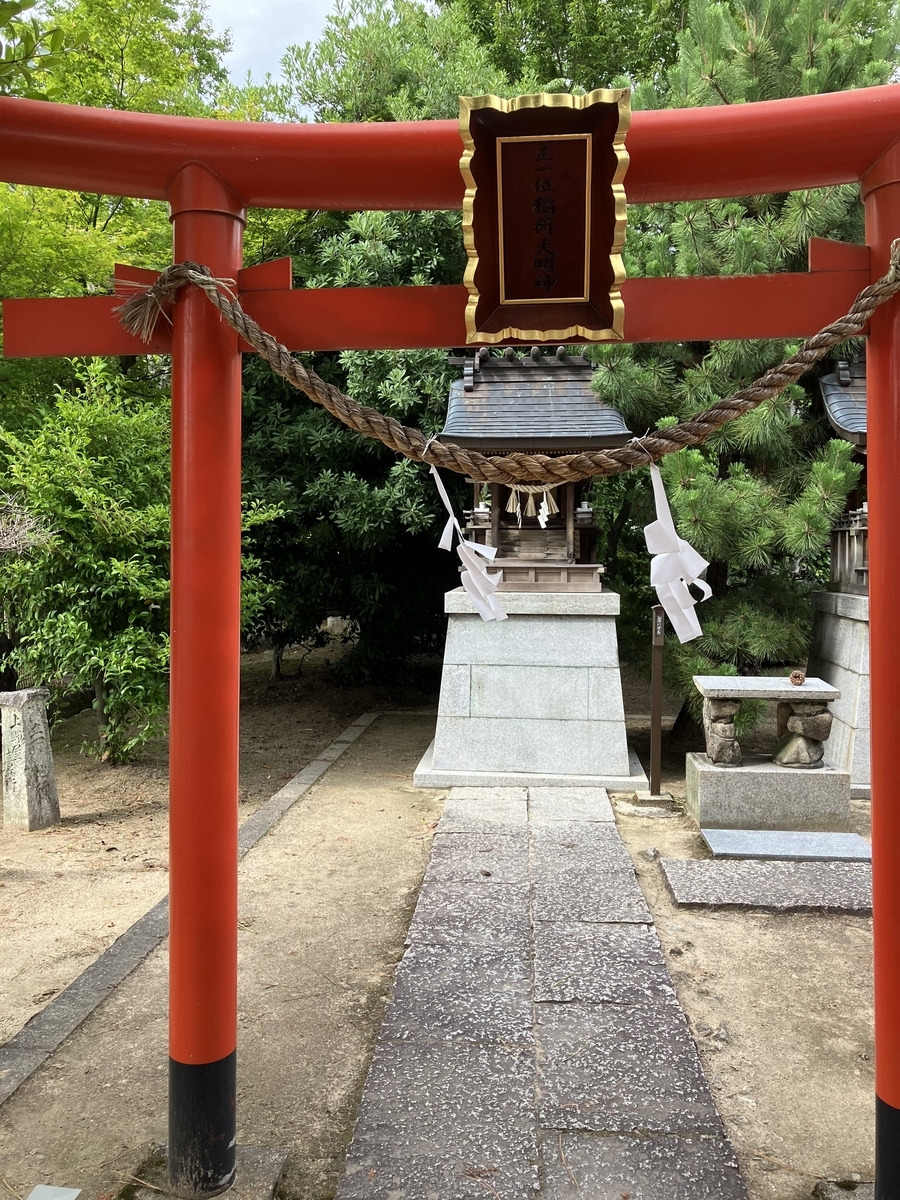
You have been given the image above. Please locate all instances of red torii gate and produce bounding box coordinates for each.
[1,86,899,1197]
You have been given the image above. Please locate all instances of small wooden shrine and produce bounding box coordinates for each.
[441,346,633,590]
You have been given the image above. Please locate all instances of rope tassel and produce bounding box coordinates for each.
[115,242,900,486]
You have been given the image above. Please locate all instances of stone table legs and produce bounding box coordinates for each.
[0,688,60,830]
[701,697,834,769]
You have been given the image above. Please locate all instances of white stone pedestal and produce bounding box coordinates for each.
[806,590,870,798]
[685,752,851,831]
[0,688,60,831]
[414,589,647,790]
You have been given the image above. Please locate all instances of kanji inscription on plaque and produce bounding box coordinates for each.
[460,90,630,344]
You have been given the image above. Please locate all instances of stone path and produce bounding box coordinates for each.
[662,857,872,914]
[337,786,748,1199]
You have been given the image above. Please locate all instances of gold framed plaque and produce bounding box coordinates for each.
[459,89,630,344]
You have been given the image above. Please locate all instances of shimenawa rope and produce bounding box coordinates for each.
[116,241,900,486]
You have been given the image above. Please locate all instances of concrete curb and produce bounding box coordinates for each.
[0,711,382,1108]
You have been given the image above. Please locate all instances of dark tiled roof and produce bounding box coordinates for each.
[440,353,633,451]
[819,361,866,447]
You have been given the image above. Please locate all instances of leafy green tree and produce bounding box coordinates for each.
[446,0,680,92]
[0,360,172,761]
[0,0,73,98]
[588,0,889,709]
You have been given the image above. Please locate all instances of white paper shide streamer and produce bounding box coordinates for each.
[431,466,507,622]
[644,463,711,643]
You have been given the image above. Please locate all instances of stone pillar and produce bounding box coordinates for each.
[0,688,60,831]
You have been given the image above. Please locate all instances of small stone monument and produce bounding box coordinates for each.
[0,688,60,831]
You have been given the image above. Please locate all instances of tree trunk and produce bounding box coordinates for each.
[705,559,729,598]
[271,646,284,680]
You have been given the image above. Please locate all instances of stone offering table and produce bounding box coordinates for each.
[687,676,850,831]
[693,675,840,769]
[0,688,59,831]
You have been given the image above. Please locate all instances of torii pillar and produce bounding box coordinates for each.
[166,164,244,1195]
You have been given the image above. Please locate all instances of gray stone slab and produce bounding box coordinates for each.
[438,795,528,835]
[406,881,532,949]
[444,586,620,616]
[471,664,590,720]
[0,1045,50,1105]
[414,739,649,791]
[446,786,528,803]
[661,858,872,913]
[536,1002,723,1135]
[433,716,631,776]
[438,664,470,717]
[685,753,851,832]
[541,1132,748,1198]
[533,922,675,1004]
[693,675,839,701]
[25,1189,82,1200]
[380,944,533,1045]
[701,828,871,862]
[425,832,529,886]
[530,823,652,924]
[813,1183,874,1200]
[528,787,615,823]
[443,613,622,669]
[336,1040,537,1200]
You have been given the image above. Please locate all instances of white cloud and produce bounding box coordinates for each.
[204,0,334,82]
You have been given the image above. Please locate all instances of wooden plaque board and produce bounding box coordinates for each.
[459,90,630,344]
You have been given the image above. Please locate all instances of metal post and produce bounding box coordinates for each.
[167,164,245,1198]
[650,605,665,796]
[862,143,900,1198]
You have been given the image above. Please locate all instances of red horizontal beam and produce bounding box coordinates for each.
[2,269,869,358]
[1,86,900,209]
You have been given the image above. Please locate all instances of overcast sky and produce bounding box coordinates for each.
[203,0,334,82]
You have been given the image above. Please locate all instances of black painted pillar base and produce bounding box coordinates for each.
[169,1051,236,1198]
[876,1095,900,1199]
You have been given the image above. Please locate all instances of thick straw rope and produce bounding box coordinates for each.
[117,242,900,486]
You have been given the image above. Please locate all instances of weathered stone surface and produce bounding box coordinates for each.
[787,711,833,739]
[703,697,742,721]
[432,715,631,776]
[336,1040,538,1199]
[438,795,528,835]
[1,688,59,831]
[789,701,829,716]
[685,752,850,831]
[812,1182,874,1200]
[528,786,614,824]
[694,675,839,701]
[425,832,529,886]
[536,1001,724,1135]
[444,587,620,616]
[406,881,532,948]
[661,857,872,913]
[541,1133,749,1199]
[446,786,528,803]
[533,921,675,1003]
[701,828,871,862]
[776,701,792,739]
[530,823,653,923]
[381,944,533,1045]
[772,732,825,767]
[707,720,736,738]
[705,734,742,766]
[414,738,649,792]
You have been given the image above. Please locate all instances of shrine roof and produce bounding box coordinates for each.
[440,350,633,451]
[819,359,866,448]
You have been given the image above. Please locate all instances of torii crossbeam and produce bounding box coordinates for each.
[2,86,900,1198]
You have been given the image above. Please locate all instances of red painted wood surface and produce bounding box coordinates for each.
[2,269,872,357]
[4,86,900,208]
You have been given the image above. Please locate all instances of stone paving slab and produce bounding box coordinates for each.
[532,864,652,925]
[447,786,529,803]
[528,787,615,823]
[661,858,872,913]
[337,1040,538,1199]
[536,1002,724,1135]
[406,880,532,948]
[379,944,533,1045]
[541,1132,749,1198]
[701,828,871,861]
[534,922,676,1004]
[439,796,529,834]
[424,832,529,886]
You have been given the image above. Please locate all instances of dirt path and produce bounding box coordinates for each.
[0,648,440,1044]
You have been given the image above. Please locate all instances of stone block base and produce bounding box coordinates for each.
[685,752,851,831]
[414,740,649,792]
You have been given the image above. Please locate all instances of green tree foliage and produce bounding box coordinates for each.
[588,0,889,708]
[0,0,74,98]
[0,361,172,762]
[446,0,680,91]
